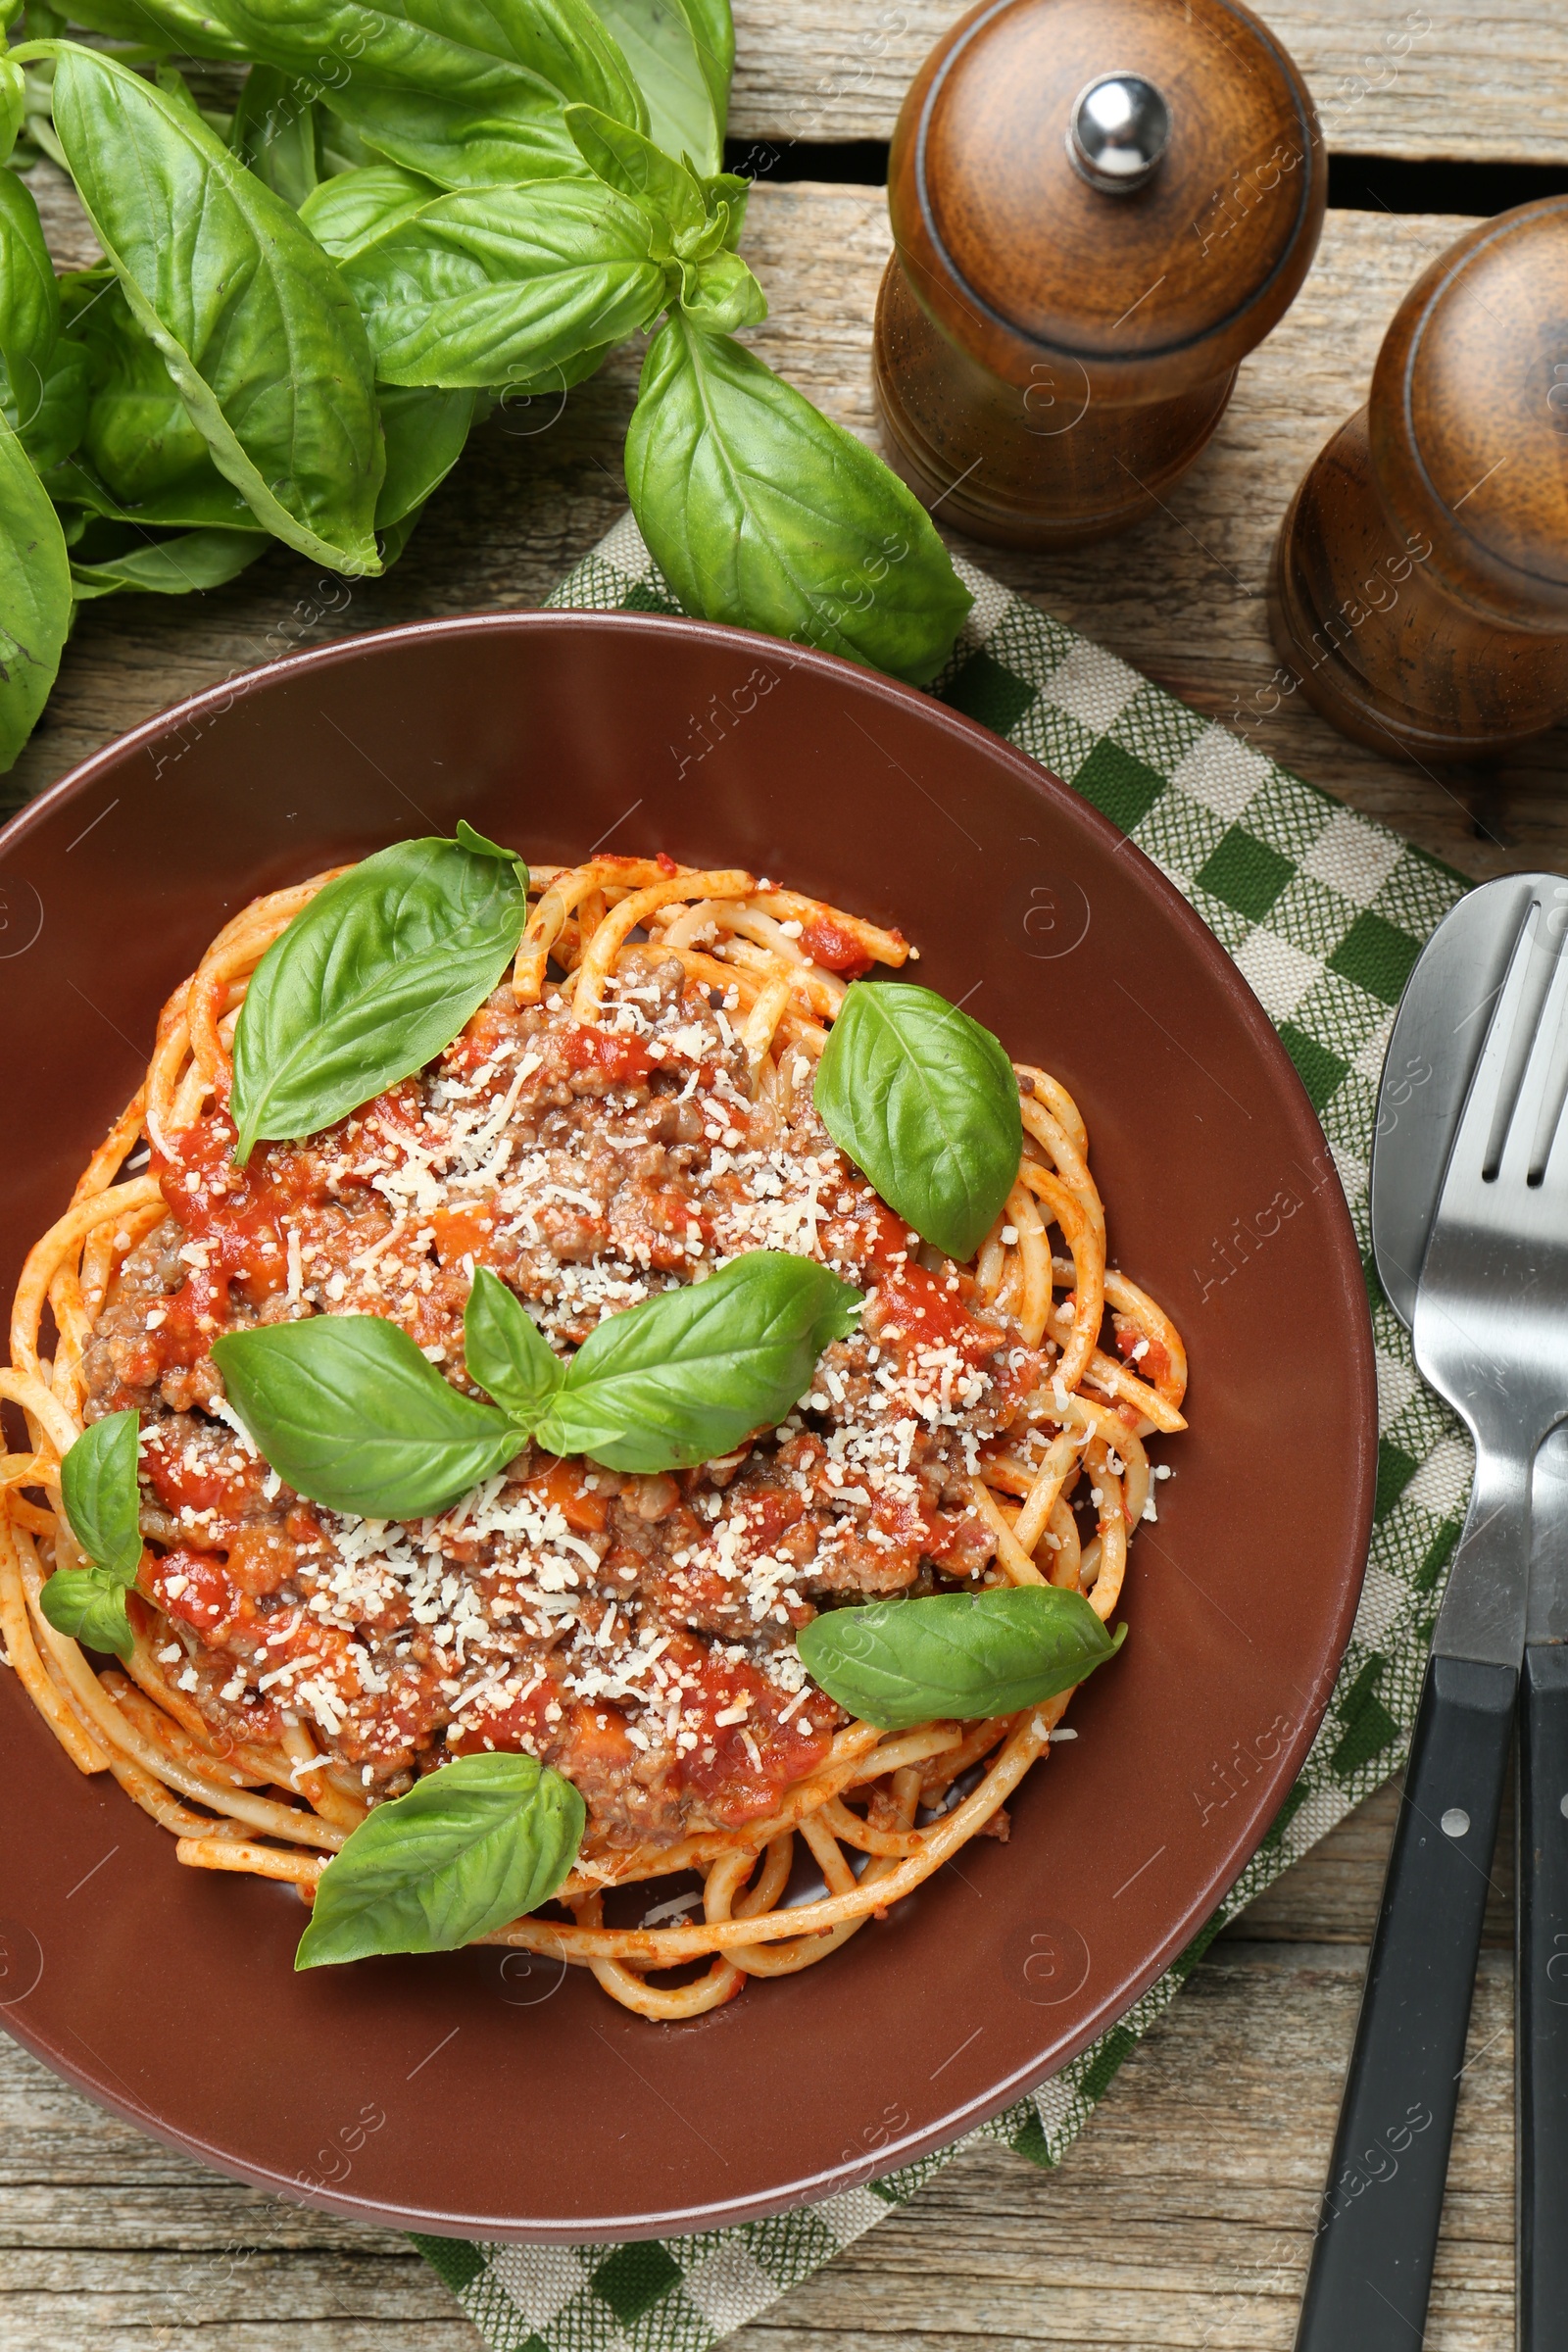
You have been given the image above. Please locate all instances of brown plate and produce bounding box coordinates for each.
[0,612,1374,2240]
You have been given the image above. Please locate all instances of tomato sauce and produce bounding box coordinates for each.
[140,1545,247,1642]
[798,915,874,981]
[562,1026,654,1089]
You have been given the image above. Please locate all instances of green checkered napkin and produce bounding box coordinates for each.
[412,514,1473,2351]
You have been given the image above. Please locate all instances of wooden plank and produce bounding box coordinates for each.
[729,0,1568,167]
[14,180,1561,878]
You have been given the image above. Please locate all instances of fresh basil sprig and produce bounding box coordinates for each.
[533,1250,862,1471]
[213,1312,524,1522]
[296,1751,585,1968]
[213,1250,859,1516]
[228,828,529,1163]
[0,0,977,779]
[813,982,1023,1262]
[797,1586,1126,1732]
[39,1409,144,1661]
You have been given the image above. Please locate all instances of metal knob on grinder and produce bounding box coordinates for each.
[872,0,1326,549]
[1068,74,1171,193]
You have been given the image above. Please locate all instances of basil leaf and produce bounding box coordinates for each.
[584,0,730,173]
[231,65,320,211]
[208,0,647,191]
[0,167,83,473]
[624,315,973,687]
[797,1586,1127,1732]
[228,830,529,1161]
[71,283,237,514]
[452,819,518,863]
[700,166,749,250]
[0,170,59,418]
[338,179,670,390]
[212,1314,523,1521]
[677,248,765,334]
[464,1267,564,1424]
[46,43,384,576]
[376,384,476,530]
[12,337,89,473]
[813,982,1022,1262]
[61,1408,144,1583]
[296,1751,585,1966]
[534,1250,862,1473]
[38,0,250,57]
[39,1402,140,1684]
[0,57,24,166]
[300,165,445,266]
[0,415,71,773]
[69,525,268,601]
[564,99,705,233]
[37,1568,135,1662]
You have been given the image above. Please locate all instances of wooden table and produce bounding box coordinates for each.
[3,5,1557,2342]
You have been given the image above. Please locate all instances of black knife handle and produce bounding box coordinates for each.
[1295,1652,1514,2352]
[1520,1642,1568,2351]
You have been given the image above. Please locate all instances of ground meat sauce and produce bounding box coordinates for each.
[82,950,1049,1855]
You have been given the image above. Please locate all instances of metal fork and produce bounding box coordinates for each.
[1297,895,1568,2351]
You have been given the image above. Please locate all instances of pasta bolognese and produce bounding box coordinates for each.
[0,844,1186,2020]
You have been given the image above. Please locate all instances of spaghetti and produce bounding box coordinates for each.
[0,852,1187,2020]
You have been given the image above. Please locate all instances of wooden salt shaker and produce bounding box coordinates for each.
[872,0,1326,549]
[1268,200,1568,763]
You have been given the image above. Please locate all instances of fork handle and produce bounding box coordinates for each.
[1521,1642,1568,2351]
[1294,1653,1514,2352]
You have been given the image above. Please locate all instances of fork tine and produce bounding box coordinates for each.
[1440,899,1545,1200]
[1499,912,1568,1185]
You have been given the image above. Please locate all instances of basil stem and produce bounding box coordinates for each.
[213,1314,524,1522]
[534,1249,862,1473]
[227,829,529,1162]
[624,312,973,687]
[296,1752,585,1966]
[812,982,1023,1263]
[797,1586,1127,1732]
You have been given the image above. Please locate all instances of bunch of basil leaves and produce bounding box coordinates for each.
[0,0,972,773]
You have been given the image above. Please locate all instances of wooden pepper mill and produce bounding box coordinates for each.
[872,0,1327,549]
[1269,199,1568,763]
